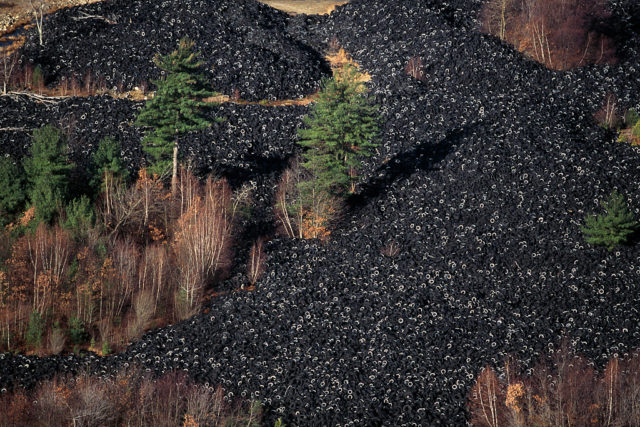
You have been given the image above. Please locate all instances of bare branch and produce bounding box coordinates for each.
[71,11,117,25]
[0,127,29,132]
[1,91,66,104]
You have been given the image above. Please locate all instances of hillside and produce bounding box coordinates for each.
[2,0,640,425]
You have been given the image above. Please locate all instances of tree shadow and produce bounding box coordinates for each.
[346,123,479,212]
[205,153,290,191]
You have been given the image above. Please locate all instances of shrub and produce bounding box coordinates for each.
[582,190,638,250]
[405,56,425,81]
[247,237,266,286]
[594,93,620,130]
[381,240,401,257]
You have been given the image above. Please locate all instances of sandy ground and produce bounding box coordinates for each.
[258,0,349,15]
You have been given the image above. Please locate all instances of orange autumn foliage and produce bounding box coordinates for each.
[300,207,333,241]
[468,346,640,426]
[0,165,247,354]
[182,414,199,427]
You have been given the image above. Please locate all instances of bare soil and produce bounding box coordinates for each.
[258,0,348,15]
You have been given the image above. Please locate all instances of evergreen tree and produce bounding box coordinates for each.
[23,125,73,224]
[90,136,129,191]
[135,38,219,194]
[25,311,44,350]
[63,195,95,241]
[582,190,639,251]
[297,64,379,197]
[0,156,25,225]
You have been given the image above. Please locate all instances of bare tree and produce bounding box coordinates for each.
[246,238,265,286]
[481,0,516,40]
[275,163,303,239]
[138,244,172,315]
[481,0,616,70]
[173,178,235,317]
[594,93,620,129]
[126,290,154,341]
[27,224,73,316]
[29,0,46,46]
[1,47,17,95]
[274,159,340,241]
[405,56,425,81]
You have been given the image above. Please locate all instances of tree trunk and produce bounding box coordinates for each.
[171,140,178,196]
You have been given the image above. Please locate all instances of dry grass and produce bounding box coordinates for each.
[325,48,371,82]
[259,0,349,15]
[204,93,316,106]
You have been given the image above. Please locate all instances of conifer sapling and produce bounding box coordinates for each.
[582,190,639,251]
[297,63,379,197]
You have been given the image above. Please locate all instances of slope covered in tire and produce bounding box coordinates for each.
[17,0,330,101]
[0,94,306,182]
[3,0,640,425]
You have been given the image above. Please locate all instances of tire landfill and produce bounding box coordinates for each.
[2,0,640,425]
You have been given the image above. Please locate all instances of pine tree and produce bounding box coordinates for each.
[23,125,73,224]
[90,136,129,193]
[0,156,25,225]
[135,38,219,194]
[582,190,639,251]
[297,64,379,197]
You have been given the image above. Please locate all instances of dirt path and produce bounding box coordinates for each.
[258,0,348,15]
